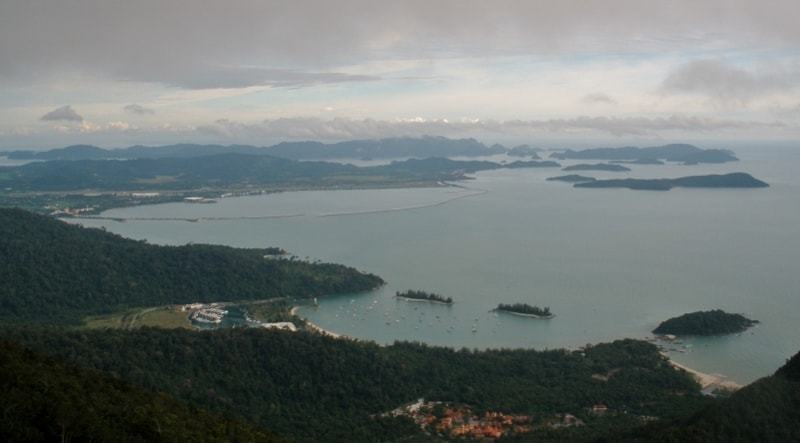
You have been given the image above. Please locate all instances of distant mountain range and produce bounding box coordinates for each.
[1,136,508,161]
[2,138,734,164]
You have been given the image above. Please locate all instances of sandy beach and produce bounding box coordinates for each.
[290,306,345,339]
[664,353,742,392]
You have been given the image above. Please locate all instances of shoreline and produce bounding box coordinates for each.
[289,306,739,392]
[64,182,487,222]
[494,309,555,319]
[395,295,453,305]
[290,306,345,339]
[37,180,458,218]
[663,352,742,392]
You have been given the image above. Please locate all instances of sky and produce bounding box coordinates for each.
[1,0,800,149]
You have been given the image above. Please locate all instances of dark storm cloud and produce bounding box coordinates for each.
[2,0,799,90]
[40,105,83,122]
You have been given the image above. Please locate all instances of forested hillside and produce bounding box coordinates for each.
[0,340,278,442]
[0,208,382,324]
[1,327,710,442]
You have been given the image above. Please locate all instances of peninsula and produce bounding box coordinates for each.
[654,310,759,336]
[494,303,554,318]
[395,290,453,304]
[574,173,769,191]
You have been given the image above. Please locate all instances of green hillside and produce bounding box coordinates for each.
[616,349,800,442]
[0,340,278,442]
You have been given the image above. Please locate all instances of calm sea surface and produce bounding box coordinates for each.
[74,147,800,384]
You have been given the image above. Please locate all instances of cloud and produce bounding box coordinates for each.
[40,105,83,122]
[123,104,155,115]
[2,1,800,89]
[152,67,381,90]
[661,59,796,103]
[581,93,617,105]
[197,115,783,140]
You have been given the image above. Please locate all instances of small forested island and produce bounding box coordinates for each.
[395,290,453,304]
[494,303,553,318]
[546,174,596,183]
[575,172,769,191]
[562,163,631,172]
[653,310,759,336]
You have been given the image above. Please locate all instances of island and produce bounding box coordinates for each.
[395,290,453,304]
[546,174,596,183]
[507,145,542,158]
[653,310,759,336]
[494,303,554,318]
[550,144,739,164]
[562,163,631,172]
[610,158,665,165]
[574,173,769,191]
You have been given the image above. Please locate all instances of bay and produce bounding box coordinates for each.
[73,146,800,384]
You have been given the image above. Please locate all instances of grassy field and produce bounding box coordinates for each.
[136,308,193,329]
[83,306,192,330]
[244,300,295,323]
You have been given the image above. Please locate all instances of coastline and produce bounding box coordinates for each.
[282,306,734,392]
[27,180,458,218]
[290,306,345,339]
[663,353,742,392]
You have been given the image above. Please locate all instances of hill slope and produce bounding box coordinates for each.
[2,328,708,442]
[617,349,800,442]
